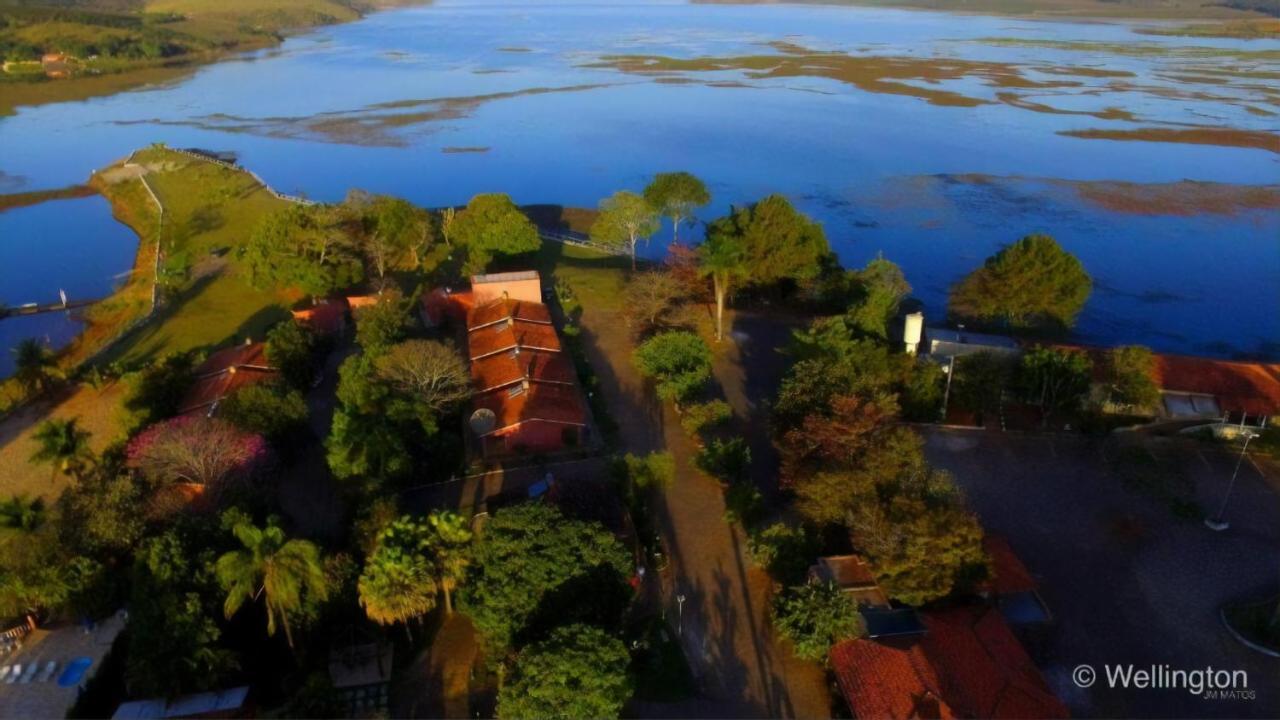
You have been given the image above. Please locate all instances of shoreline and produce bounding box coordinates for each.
[0,0,433,119]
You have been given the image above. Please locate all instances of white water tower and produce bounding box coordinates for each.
[903,312,924,355]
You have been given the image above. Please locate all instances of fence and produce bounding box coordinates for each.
[538,230,628,257]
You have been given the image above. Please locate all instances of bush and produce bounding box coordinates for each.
[695,437,751,483]
[266,320,318,391]
[723,481,763,527]
[623,452,675,491]
[772,582,865,662]
[747,523,819,586]
[219,382,308,440]
[680,399,732,438]
[633,331,712,405]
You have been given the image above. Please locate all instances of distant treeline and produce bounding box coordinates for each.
[1212,0,1280,16]
[0,4,193,63]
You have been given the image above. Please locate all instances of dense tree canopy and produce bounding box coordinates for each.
[241,205,363,298]
[949,234,1091,331]
[705,194,830,288]
[846,256,911,340]
[373,340,471,415]
[266,320,318,391]
[358,516,439,633]
[643,172,710,244]
[590,190,660,269]
[1017,346,1094,426]
[497,624,633,720]
[462,503,631,652]
[451,193,540,274]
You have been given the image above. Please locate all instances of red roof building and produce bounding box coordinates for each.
[179,342,277,417]
[462,271,587,457]
[831,606,1069,720]
[292,300,349,336]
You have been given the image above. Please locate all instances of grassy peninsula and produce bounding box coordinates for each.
[0,0,427,117]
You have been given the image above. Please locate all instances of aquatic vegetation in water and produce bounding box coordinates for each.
[1058,127,1280,153]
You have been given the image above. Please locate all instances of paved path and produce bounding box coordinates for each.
[577,305,829,718]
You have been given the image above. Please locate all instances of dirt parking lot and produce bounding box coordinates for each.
[923,428,1280,719]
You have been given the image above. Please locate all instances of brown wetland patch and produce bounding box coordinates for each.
[1059,127,1279,153]
[441,146,491,154]
[1065,180,1280,216]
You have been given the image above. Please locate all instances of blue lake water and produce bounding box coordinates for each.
[0,0,1277,369]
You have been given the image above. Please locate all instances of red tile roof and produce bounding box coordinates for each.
[473,381,587,432]
[468,297,552,330]
[471,349,577,393]
[831,639,954,720]
[180,342,277,415]
[468,320,562,360]
[293,301,348,336]
[831,606,1068,720]
[1153,354,1280,417]
[983,536,1039,596]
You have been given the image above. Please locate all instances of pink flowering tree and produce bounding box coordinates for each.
[127,416,269,496]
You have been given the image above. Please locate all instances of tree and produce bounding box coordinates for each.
[698,229,747,342]
[126,352,195,423]
[354,194,431,277]
[590,190,659,269]
[949,234,1091,331]
[326,407,413,481]
[772,582,865,661]
[747,523,818,586]
[643,172,710,244]
[241,204,363,298]
[354,291,412,354]
[705,194,829,288]
[220,383,309,440]
[451,193,539,274]
[498,624,633,720]
[461,503,630,652]
[439,207,456,247]
[358,516,438,637]
[847,256,910,340]
[127,416,267,494]
[952,351,1016,424]
[633,331,712,406]
[216,516,328,649]
[29,417,93,481]
[266,320,317,391]
[0,495,45,532]
[56,473,146,557]
[425,510,472,615]
[12,338,57,395]
[623,271,686,339]
[780,393,903,484]
[1017,347,1093,427]
[852,495,987,606]
[1102,345,1160,411]
[374,340,471,414]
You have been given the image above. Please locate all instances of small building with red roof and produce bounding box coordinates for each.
[292,299,349,337]
[179,341,278,417]
[831,605,1069,719]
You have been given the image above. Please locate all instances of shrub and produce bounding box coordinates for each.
[723,481,763,527]
[695,437,751,483]
[633,331,712,405]
[219,383,308,440]
[772,582,865,661]
[680,399,732,438]
[747,523,819,586]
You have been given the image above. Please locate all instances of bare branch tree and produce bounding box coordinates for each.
[375,339,472,413]
[127,416,268,497]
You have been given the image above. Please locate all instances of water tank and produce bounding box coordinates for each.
[903,312,924,355]
[469,408,497,436]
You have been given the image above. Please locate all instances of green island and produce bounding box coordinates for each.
[0,0,427,117]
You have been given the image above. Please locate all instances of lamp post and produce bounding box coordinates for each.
[676,594,686,637]
[939,325,963,423]
[1204,429,1259,532]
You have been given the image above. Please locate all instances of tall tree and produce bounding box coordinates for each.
[29,418,93,481]
[497,624,633,720]
[215,516,328,649]
[643,172,710,244]
[241,205,363,299]
[13,338,57,395]
[589,190,660,269]
[847,256,911,340]
[450,193,540,274]
[425,510,472,615]
[1017,346,1093,427]
[1102,345,1160,411]
[949,234,1091,331]
[374,340,471,414]
[461,503,630,652]
[126,416,267,493]
[705,194,829,288]
[358,516,437,638]
[698,230,747,341]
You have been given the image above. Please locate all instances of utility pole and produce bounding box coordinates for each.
[1205,429,1259,532]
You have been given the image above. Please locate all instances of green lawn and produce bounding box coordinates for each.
[95,147,293,366]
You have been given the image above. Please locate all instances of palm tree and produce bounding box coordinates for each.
[426,510,472,615]
[357,545,437,640]
[216,517,328,649]
[13,338,57,395]
[0,495,45,531]
[29,417,93,481]
[698,232,748,342]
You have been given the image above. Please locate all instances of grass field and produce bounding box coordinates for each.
[91,146,294,367]
[0,381,132,502]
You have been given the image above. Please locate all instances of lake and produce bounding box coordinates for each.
[0,0,1277,375]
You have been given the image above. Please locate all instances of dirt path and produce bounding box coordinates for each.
[577,305,830,718]
[396,613,478,719]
